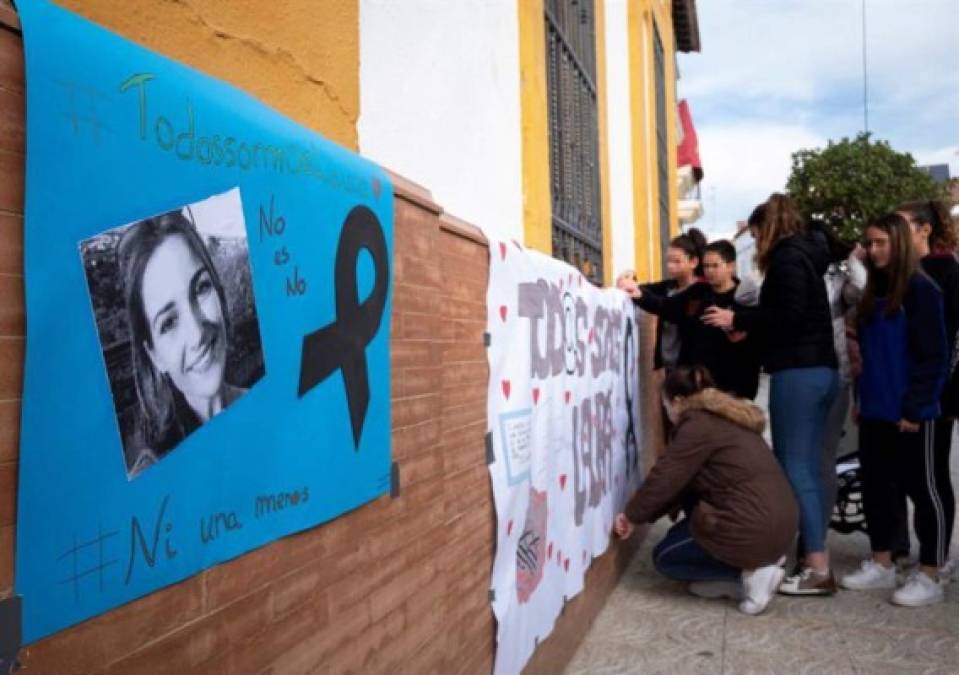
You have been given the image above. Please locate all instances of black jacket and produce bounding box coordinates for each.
[733,232,838,373]
[639,279,680,370]
[921,252,959,415]
[636,281,761,399]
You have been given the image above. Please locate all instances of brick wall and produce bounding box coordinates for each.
[0,6,659,672]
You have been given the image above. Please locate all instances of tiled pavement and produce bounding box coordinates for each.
[567,522,959,675]
[568,383,959,675]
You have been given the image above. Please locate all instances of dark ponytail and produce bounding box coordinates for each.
[663,365,715,399]
[669,227,707,277]
[747,202,766,229]
[898,199,958,252]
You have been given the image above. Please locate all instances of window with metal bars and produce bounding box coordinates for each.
[545,0,603,284]
[653,23,672,277]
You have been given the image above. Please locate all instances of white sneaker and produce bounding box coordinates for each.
[739,564,785,616]
[840,559,897,591]
[895,556,919,585]
[688,580,742,600]
[939,558,957,584]
[891,571,944,607]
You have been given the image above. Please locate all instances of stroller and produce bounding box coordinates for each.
[831,449,867,535]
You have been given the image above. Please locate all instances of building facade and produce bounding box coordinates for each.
[360,0,701,285]
[0,1,694,671]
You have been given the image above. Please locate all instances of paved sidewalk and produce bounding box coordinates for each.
[568,382,959,674]
[567,522,959,674]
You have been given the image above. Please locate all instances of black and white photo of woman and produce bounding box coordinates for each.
[80,189,264,479]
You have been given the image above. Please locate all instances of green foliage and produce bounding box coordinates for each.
[785,132,946,241]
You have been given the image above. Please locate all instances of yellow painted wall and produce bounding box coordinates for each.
[595,0,613,287]
[627,0,679,283]
[628,0,654,282]
[56,0,360,150]
[660,1,680,250]
[517,0,552,256]
[518,0,615,285]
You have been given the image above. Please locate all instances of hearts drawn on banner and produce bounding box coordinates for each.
[564,558,570,572]
[502,380,511,399]
[564,391,571,404]
[559,474,567,490]
[499,305,508,322]
[507,519,514,536]
[548,542,553,560]
[499,241,507,260]
[532,388,540,404]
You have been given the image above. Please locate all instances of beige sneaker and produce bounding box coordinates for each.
[778,567,837,596]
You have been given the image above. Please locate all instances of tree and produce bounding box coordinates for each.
[786,132,946,241]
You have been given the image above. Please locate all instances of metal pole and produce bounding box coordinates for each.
[862,0,869,134]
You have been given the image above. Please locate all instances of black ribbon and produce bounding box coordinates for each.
[298,205,389,449]
[623,319,638,477]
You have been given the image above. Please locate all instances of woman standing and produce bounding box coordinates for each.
[702,193,839,595]
[616,229,706,371]
[839,212,948,606]
[617,230,706,447]
[893,200,959,573]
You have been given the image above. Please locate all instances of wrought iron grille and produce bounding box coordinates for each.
[654,24,672,276]
[545,0,603,283]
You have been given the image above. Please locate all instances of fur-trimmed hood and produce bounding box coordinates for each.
[682,388,766,434]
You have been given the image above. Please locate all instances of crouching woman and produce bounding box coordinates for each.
[613,366,799,615]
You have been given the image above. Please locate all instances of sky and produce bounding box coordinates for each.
[677,0,959,239]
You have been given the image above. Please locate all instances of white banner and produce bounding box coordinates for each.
[486,240,643,675]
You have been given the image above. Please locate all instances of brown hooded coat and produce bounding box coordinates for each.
[624,388,799,570]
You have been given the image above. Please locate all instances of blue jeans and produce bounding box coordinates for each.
[652,519,740,581]
[769,366,839,554]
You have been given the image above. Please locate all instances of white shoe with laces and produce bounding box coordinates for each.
[739,564,785,616]
[891,570,944,607]
[840,559,896,591]
[938,558,957,584]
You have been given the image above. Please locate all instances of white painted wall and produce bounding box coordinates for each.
[604,0,636,277]
[358,0,524,242]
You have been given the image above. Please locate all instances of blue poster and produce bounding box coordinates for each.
[15,0,393,643]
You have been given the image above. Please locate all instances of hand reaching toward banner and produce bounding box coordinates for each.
[613,513,635,540]
[615,270,636,289]
[615,271,641,298]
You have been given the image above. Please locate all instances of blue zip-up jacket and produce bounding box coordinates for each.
[858,272,948,423]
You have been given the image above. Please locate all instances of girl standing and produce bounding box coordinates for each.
[839,212,949,606]
[616,229,706,371]
[892,200,959,573]
[702,194,839,595]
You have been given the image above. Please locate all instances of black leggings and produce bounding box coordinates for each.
[859,419,955,568]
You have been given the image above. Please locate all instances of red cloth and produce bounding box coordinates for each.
[677,99,703,181]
